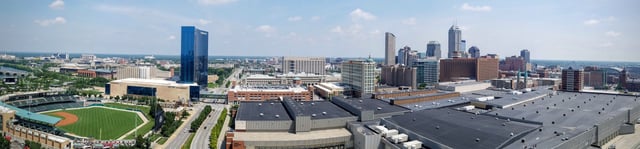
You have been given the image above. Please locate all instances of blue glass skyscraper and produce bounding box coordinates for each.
[180,26,208,88]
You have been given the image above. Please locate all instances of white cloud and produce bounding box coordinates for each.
[288,16,302,22]
[34,17,66,26]
[255,25,276,33]
[49,0,64,10]
[330,26,343,33]
[288,32,297,36]
[460,3,492,12]
[370,29,381,35]
[402,17,416,25]
[310,16,321,21]
[605,31,621,37]
[584,19,600,25]
[599,42,613,47]
[199,19,211,26]
[350,8,376,21]
[198,0,237,5]
[167,35,176,40]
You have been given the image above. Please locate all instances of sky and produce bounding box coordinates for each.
[0,0,639,62]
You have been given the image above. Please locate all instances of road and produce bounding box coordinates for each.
[164,104,204,149]
[190,104,226,149]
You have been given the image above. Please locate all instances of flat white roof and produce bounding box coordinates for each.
[230,85,308,93]
[110,78,198,87]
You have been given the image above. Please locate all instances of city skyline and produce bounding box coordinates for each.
[0,0,639,62]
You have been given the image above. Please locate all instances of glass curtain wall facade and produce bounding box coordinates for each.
[181,26,209,88]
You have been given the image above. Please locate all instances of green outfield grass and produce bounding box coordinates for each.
[44,107,143,140]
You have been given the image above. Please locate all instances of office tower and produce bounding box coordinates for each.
[281,57,326,75]
[561,67,584,92]
[520,49,530,63]
[180,26,209,88]
[397,46,412,66]
[460,40,467,57]
[342,58,376,97]
[380,65,417,89]
[407,50,419,67]
[426,41,441,59]
[417,52,426,58]
[413,58,440,86]
[439,58,498,82]
[385,32,396,65]
[448,25,462,58]
[468,46,480,58]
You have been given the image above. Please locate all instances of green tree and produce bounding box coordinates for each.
[0,133,9,149]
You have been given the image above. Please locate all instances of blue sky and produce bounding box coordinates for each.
[0,0,638,61]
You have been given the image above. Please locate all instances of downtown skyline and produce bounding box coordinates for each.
[0,0,639,62]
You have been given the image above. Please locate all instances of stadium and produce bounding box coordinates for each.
[0,91,157,148]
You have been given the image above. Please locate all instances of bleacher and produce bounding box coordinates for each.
[5,96,84,112]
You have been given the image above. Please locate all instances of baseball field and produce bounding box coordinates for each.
[44,107,143,140]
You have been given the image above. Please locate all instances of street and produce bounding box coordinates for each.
[164,104,204,149]
[190,104,226,149]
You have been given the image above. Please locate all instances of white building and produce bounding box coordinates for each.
[341,59,375,97]
[281,57,326,75]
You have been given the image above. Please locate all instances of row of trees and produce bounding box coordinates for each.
[209,108,228,149]
[209,68,233,85]
[190,105,213,132]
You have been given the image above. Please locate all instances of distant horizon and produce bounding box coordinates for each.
[5,51,640,63]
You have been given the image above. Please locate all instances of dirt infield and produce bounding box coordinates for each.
[51,111,79,127]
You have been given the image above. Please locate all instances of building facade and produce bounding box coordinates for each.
[561,68,584,92]
[520,49,530,63]
[439,58,499,82]
[380,65,417,89]
[227,85,314,103]
[500,56,528,71]
[106,78,200,102]
[341,59,376,98]
[448,25,462,58]
[281,57,326,75]
[385,32,396,65]
[413,58,440,86]
[115,66,151,79]
[426,41,441,59]
[180,26,209,88]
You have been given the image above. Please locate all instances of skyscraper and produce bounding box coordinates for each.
[520,49,530,63]
[180,26,209,88]
[468,46,480,58]
[397,46,412,66]
[561,67,584,92]
[385,32,396,65]
[342,58,376,98]
[426,41,441,59]
[413,58,440,86]
[460,40,467,57]
[448,25,462,58]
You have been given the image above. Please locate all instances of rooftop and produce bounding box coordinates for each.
[0,102,61,125]
[489,92,640,148]
[230,85,308,93]
[332,97,409,114]
[235,101,292,121]
[383,108,540,149]
[283,99,355,120]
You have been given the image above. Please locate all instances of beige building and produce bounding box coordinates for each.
[380,65,417,89]
[243,72,326,85]
[227,84,314,103]
[314,83,352,99]
[281,57,326,75]
[115,66,171,80]
[106,78,199,102]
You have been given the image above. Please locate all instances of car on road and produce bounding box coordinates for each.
[204,126,207,129]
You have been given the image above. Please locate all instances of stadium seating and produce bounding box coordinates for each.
[5,96,85,112]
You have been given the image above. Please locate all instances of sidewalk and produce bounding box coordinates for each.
[153,107,198,149]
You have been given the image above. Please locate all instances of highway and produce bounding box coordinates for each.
[190,104,226,149]
[164,104,204,149]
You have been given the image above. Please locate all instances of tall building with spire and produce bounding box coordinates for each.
[385,32,396,65]
[448,25,462,58]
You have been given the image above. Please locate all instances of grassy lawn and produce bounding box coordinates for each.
[157,137,169,145]
[103,103,156,139]
[44,107,142,140]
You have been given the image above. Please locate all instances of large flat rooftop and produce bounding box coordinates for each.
[488,91,640,148]
[110,78,197,87]
[230,85,308,93]
[332,97,409,115]
[383,108,540,149]
[235,101,292,121]
[283,99,355,120]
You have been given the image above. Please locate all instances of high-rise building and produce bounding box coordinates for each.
[180,26,209,88]
[385,32,396,65]
[448,25,462,58]
[561,67,584,92]
[583,66,607,89]
[342,58,376,97]
[520,49,530,63]
[460,40,467,57]
[468,46,480,58]
[407,50,419,67]
[426,41,441,59]
[439,58,499,82]
[413,58,440,86]
[380,65,417,89]
[281,57,326,75]
[397,46,412,66]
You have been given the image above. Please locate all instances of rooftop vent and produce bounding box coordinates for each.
[300,103,304,105]
[258,103,262,106]
[311,114,316,117]
[270,102,274,105]
[275,114,280,118]
[475,138,480,142]
[377,107,382,110]
[510,133,514,136]
[259,113,264,116]
[322,112,327,115]
[311,102,315,105]
[359,100,363,103]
